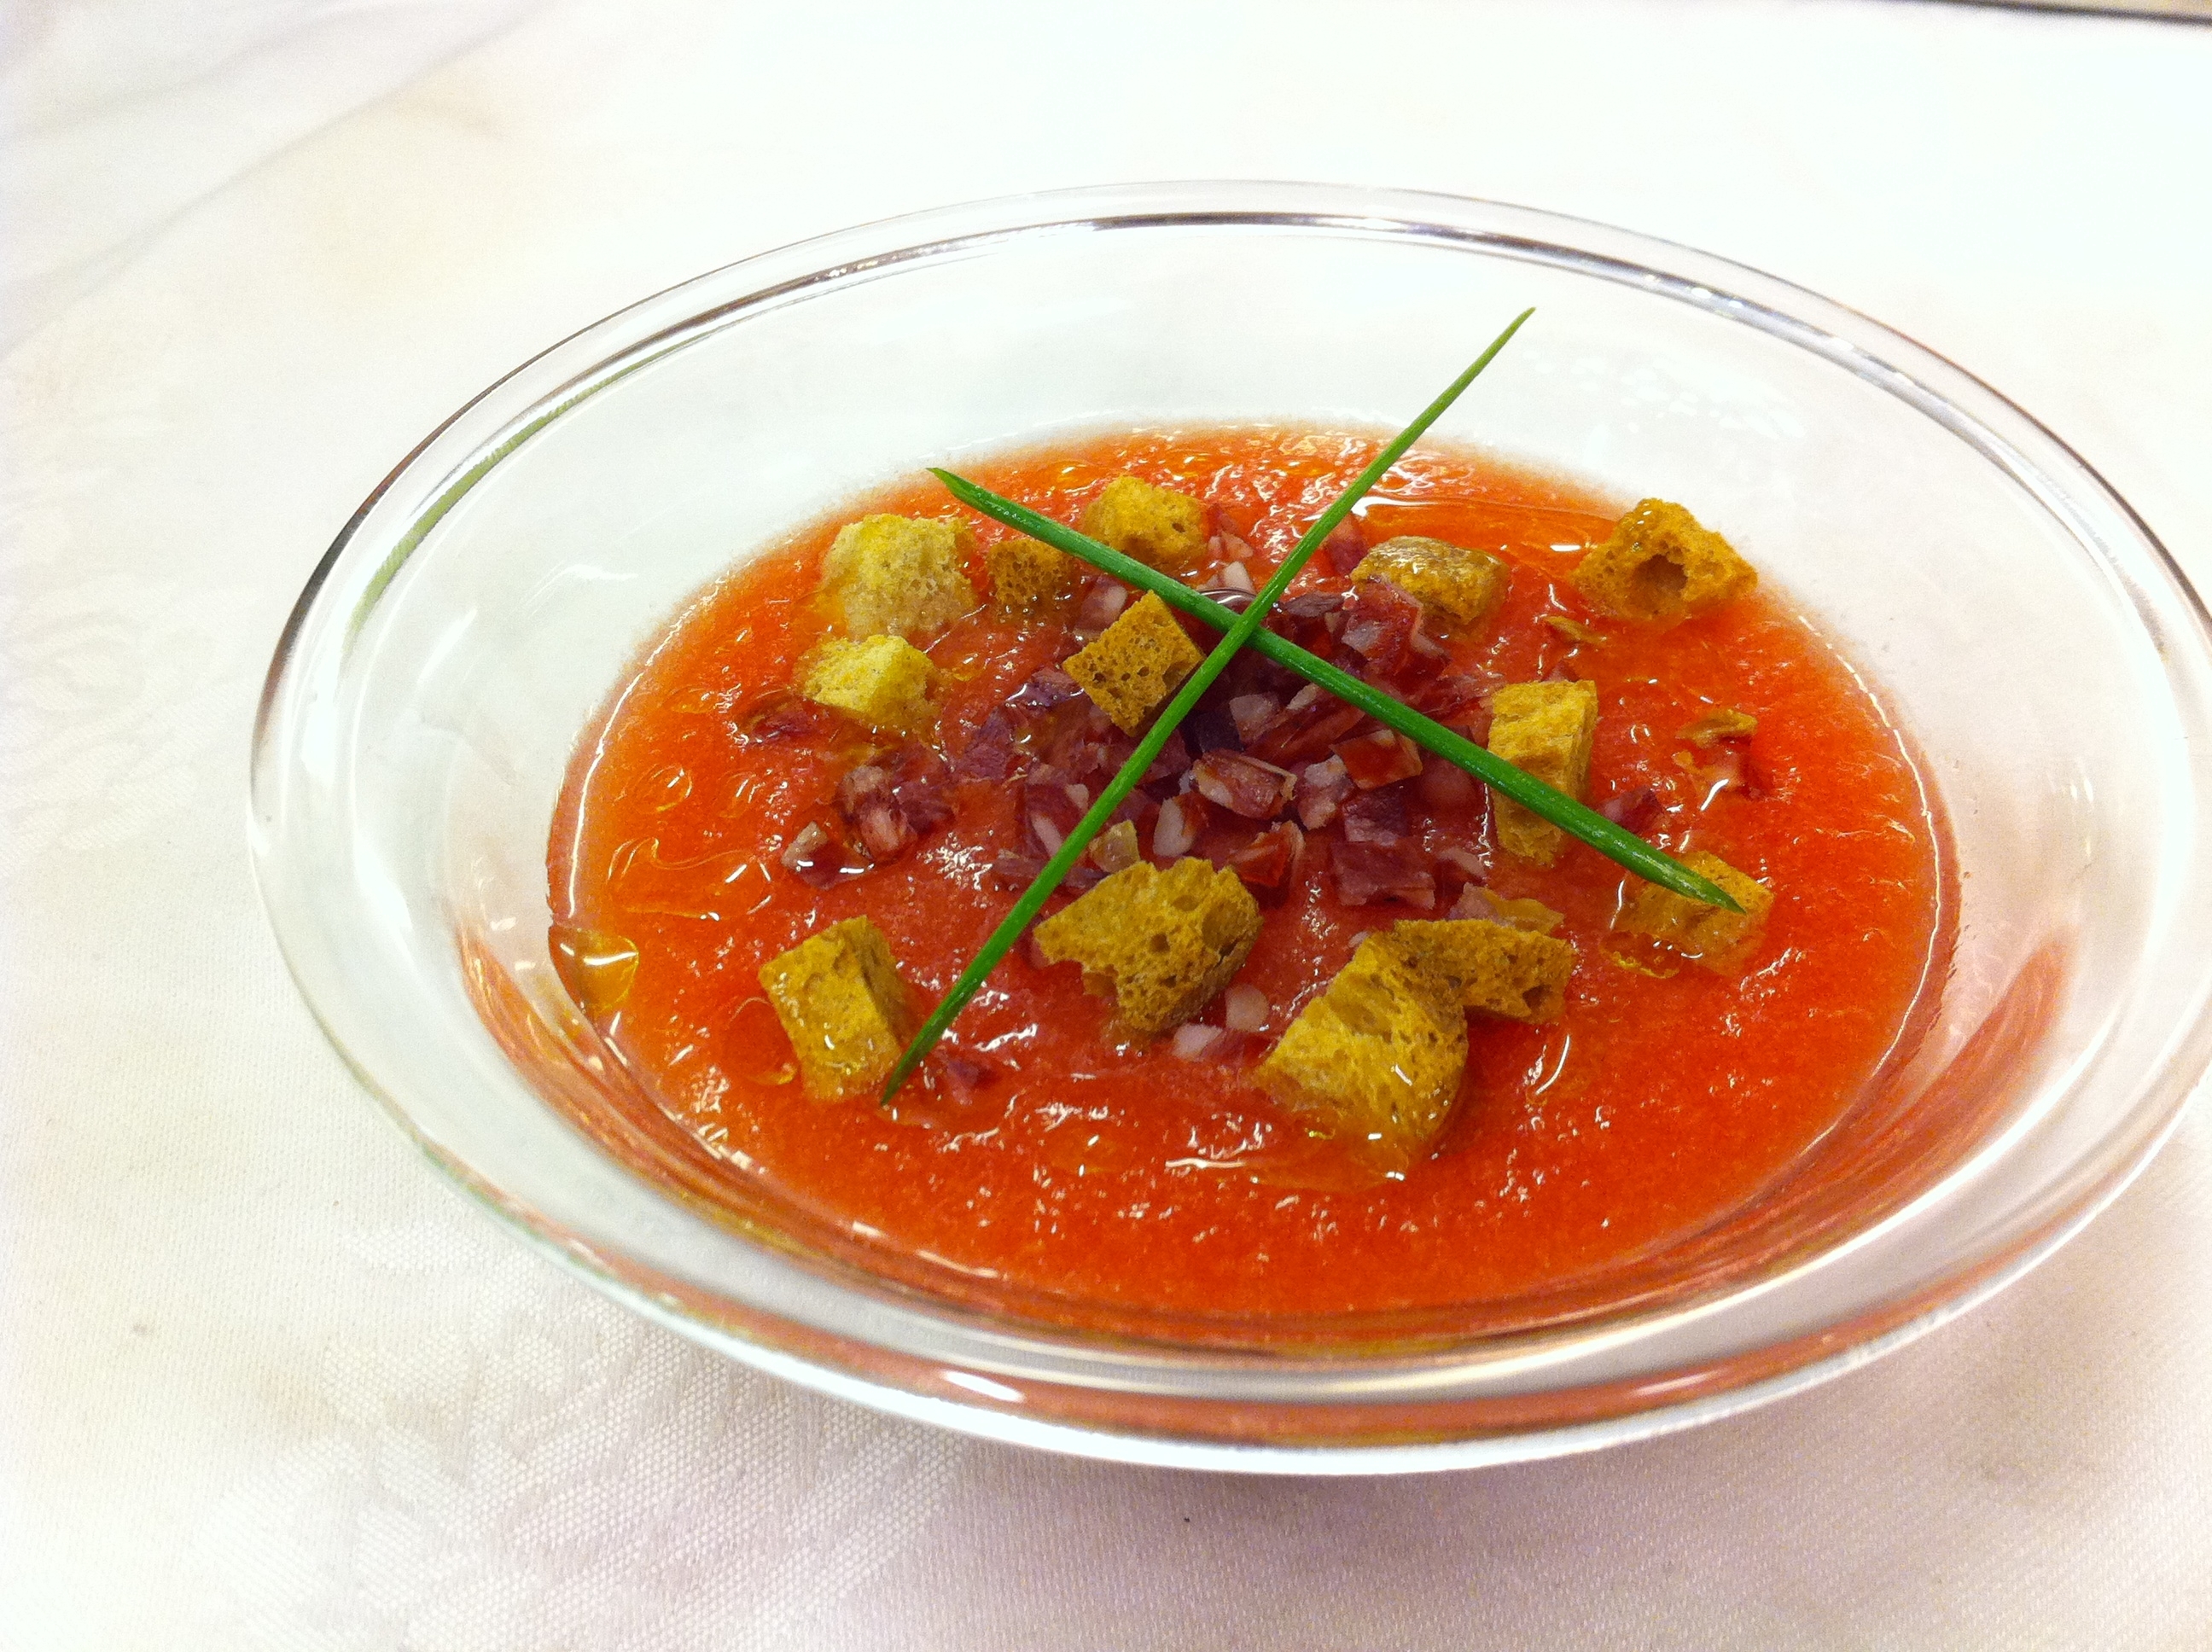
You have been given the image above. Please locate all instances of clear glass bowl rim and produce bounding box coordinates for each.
[250,181,2212,1473]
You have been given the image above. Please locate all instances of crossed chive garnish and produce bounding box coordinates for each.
[882,309,1738,1100]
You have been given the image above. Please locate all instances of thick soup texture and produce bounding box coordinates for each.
[547,428,1949,1318]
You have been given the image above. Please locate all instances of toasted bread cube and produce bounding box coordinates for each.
[1487,680,1600,866]
[1254,934,1467,1166]
[1033,857,1261,1036]
[1353,535,1511,630]
[758,917,913,1099]
[1063,591,1205,733]
[1575,499,1756,622]
[987,534,1084,625]
[1616,852,1773,969]
[1392,917,1575,1022]
[818,514,978,641]
[1079,476,1210,573]
[800,634,938,733]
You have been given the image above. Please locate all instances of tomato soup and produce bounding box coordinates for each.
[546,429,1949,1318]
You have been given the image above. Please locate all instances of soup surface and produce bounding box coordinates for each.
[547,428,1949,1318]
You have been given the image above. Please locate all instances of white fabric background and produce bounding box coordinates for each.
[3,1,2209,1645]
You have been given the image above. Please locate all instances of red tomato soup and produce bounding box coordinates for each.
[546,428,1950,1318]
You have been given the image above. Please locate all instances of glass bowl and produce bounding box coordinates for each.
[250,183,2212,1472]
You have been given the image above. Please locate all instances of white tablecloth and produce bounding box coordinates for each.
[5,2,2209,1644]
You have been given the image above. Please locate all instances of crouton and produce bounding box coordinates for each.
[1079,476,1210,573]
[986,534,1085,625]
[1033,857,1261,1036]
[1063,591,1206,733]
[1392,917,1575,1022]
[758,917,914,1099]
[1254,934,1467,1166]
[1352,535,1511,630]
[817,514,978,641]
[1575,499,1756,622]
[1487,679,1600,866]
[800,634,938,733]
[1615,851,1773,969]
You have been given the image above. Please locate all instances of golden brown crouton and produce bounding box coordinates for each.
[1392,917,1575,1022]
[1078,476,1210,573]
[1254,934,1467,1167]
[800,634,938,733]
[1575,499,1756,622]
[1487,679,1600,866]
[1034,857,1261,1036]
[758,917,914,1099]
[986,535,1085,625]
[1615,851,1774,969]
[817,514,979,641]
[1063,591,1206,733]
[1353,535,1511,630]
